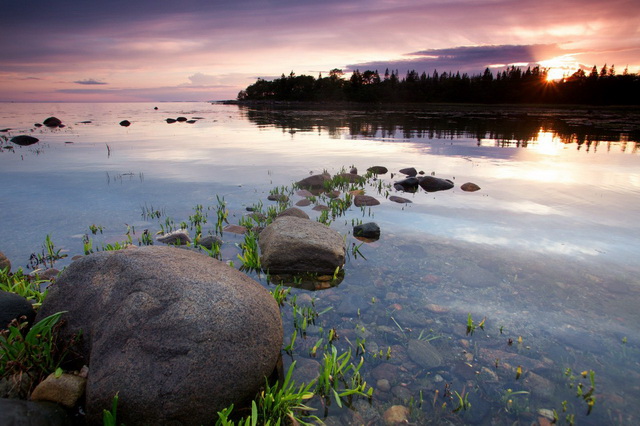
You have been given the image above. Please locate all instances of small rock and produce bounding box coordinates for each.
[295,199,311,207]
[10,135,40,146]
[30,373,87,408]
[119,120,131,127]
[296,173,330,189]
[176,117,188,122]
[353,222,380,239]
[312,205,329,211]
[367,166,388,175]
[166,118,177,123]
[349,167,358,174]
[389,195,412,203]
[354,195,380,207]
[407,339,443,369]
[198,235,223,249]
[399,167,418,177]
[156,230,191,245]
[186,120,197,124]
[335,172,362,183]
[223,224,247,234]
[376,379,391,392]
[276,207,309,220]
[0,251,10,272]
[43,117,62,127]
[394,177,419,192]
[383,405,409,425]
[461,182,481,192]
[267,194,289,202]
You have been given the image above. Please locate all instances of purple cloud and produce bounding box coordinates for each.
[74,79,108,85]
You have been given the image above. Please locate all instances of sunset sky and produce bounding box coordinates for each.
[2,0,639,102]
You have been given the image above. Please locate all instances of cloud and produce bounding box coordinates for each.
[73,79,108,85]
[187,73,219,85]
[347,44,571,75]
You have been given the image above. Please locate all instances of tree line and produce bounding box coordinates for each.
[237,65,640,105]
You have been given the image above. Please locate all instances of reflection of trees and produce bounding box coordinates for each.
[238,104,640,152]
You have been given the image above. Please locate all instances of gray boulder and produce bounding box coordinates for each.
[259,216,345,274]
[0,291,36,330]
[36,246,283,425]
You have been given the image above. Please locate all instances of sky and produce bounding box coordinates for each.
[1,0,639,102]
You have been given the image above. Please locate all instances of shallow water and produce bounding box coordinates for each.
[1,102,639,424]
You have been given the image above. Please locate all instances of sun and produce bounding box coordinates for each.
[539,56,580,81]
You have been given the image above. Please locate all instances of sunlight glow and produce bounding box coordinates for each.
[540,56,580,81]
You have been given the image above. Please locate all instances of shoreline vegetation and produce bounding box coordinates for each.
[235,66,640,106]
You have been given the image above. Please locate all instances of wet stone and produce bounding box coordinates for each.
[407,339,444,369]
[389,195,412,203]
[354,195,380,207]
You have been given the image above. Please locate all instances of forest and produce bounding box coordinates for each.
[237,65,640,105]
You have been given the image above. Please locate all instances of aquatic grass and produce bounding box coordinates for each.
[236,230,261,272]
[28,234,67,270]
[466,313,485,336]
[315,345,373,409]
[214,362,318,426]
[0,267,47,309]
[103,393,121,426]
[89,224,104,235]
[141,203,165,220]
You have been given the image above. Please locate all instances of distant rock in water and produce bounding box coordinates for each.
[296,173,330,189]
[34,123,43,127]
[43,117,62,127]
[154,106,158,110]
[461,182,481,192]
[389,195,412,203]
[354,195,380,207]
[176,117,188,122]
[186,120,197,124]
[394,177,419,192]
[166,118,177,123]
[418,176,454,192]
[349,167,358,174]
[10,135,39,146]
[156,230,191,245]
[367,166,388,175]
[399,167,418,177]
[119,120,131,127]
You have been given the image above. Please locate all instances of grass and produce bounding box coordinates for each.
[0,267,47,309]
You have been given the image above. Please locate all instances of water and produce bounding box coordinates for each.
[1,102,639,424]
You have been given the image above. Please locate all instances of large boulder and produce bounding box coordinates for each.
[259,216,345,274]
[36,246,283,425]
[0,291,36,330]
[0,398,72,426]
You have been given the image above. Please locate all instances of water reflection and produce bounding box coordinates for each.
[238,104,640,153]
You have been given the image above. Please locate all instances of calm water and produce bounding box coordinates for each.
[1,102,639,424]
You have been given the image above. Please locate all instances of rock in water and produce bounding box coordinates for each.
[393,177,419,192]
[259,216,345,274]
[407,339,443,369]
[119,120,131,127]
[461,182,481,192]
[10,135,39,146]
[156,229,191,245]
[354,195,380,207]
[276,207,309,220]
[0,251,10,272]
[418,176,454,192]
[367,166,388,175]
[353,222,380,240]
[296,173,331,189]
[399,167,418,177]
[36,246,283,425]
[43,117,62,127]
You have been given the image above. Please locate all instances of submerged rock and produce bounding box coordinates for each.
[418,176,454,192]
[10,135,39,146]
[36,246,282,425]
[259,216,345,274]
[353,222,380,240]
[389,195,412,204]
[407,339,443,369]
